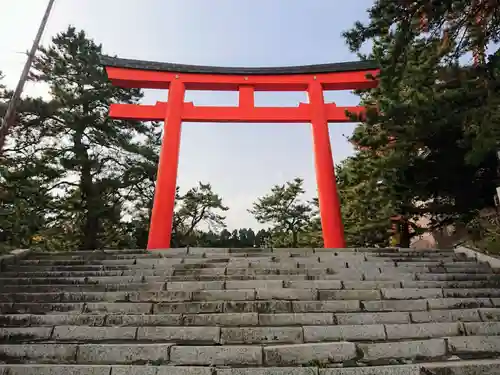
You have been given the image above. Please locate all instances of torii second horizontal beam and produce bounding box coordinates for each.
[110,102,365,123]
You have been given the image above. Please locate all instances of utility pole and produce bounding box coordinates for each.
[0,0,55,151]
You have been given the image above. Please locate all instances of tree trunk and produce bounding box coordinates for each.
[74,129,100,250]
[291,231,298,248]
[399,219,411,248]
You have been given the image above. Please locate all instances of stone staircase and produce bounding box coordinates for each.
[0,247,499,374]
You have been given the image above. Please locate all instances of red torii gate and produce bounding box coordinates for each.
[101,56,379,249]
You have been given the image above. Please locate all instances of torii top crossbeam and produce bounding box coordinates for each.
[101,56,379,249]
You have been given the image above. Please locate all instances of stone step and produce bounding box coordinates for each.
[2,294,497,315]
[24,250,464,261]
[0,321,479,344]
[5,273,500,288]
[5,287,498,303]
[0,337,452,367]
[17,256,474,269]
[1,335,496,365]
[417,273,500,281]
[1,246,498,372]
[4,321,499,344]
[4,268,494,284]
[2,359,500,375]
[0,271,411,282]
[0,283,165,293]
[2,306,497,327]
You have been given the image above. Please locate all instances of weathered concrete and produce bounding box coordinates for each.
[0,327,52,341]
[225,280,283,289]
[52,326,137,341]
[285,280,341,289]
[292,300,360,313]
[259,313,334,326]
[336,312,410,325]
[1,246,500,372]
[77,344,171,364]
[385,322,461,339]
[381,288,443,300]
[303,324,386,342]
[170,345,262,366]
[359,339,447,362]
[448,336,500,354]
[256,289,317,300]
[420,359,500,375]
[84,303,152,314]
[193,290,256,301]
[427,298,493,309]
[221,327,303,344]
[318,366,419,375]
[166,281,224,291]
[137,326,220,343]
[411,309,481,323]
[225,301,292,313]
[106,314,182,326]
[0,344,77,363]
[318,289,381,301]
[154,301,224,314]
[263,342,357,365]
[217,368,318,375]
[184,313,259,326]
[464,322,500,336]
[0,365,112,375]
[343,281,400,289]
[362,300,427,312]
[479,308,500,321]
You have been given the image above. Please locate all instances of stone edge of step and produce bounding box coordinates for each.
[455,245,500,270]
[0,249,32,270]
[0,359,498,374]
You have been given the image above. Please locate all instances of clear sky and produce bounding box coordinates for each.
[0,0,373,230]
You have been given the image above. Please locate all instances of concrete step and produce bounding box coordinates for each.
[0,336,498,365]
[1,246,499,372]
[1,359,500,375]
[0,321,491,344]
[1,305,496,326]
[18,255,472,267]
[2,286,497,303]
[3,306,498,328]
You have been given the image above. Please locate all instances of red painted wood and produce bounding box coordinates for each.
[239,85,254,108]
[105,66,378,91]
[147,80,185,250]
[105,65,379,249]
[308,81,346,248]
[110,102,366,123]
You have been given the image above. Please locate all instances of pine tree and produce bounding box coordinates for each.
[343,0,500,242]
[249,178,313,247]
[29,27,159,249]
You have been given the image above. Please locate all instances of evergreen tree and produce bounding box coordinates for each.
[173,182,228,246]
[29,27,159,249]
[343,0,500,243]
[250,178,313,247]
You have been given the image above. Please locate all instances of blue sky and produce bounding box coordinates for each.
[1,0,374,229]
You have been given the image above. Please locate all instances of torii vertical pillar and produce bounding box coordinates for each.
[147,80,185,249]
[309,81,345,248]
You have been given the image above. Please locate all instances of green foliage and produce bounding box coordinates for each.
[25,26,160,250]
[172,182,228,247]
[249,178,314,247]
[340,0,500,247]
[336,153,394,247]
[465,212,500,254]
